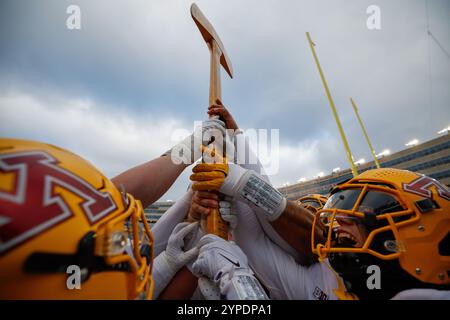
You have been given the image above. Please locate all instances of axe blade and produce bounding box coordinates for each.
[191,3,233,78]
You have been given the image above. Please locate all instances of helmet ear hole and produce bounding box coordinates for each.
[415,198,439,213]
[438,232,450,256]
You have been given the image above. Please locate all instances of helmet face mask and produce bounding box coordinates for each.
[313,184,415,261]
[312,168,450,286]
[0,138,154,299]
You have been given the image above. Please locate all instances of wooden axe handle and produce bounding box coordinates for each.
[200,39,229,240]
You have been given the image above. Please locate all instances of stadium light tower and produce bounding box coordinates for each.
[316,172,325,178]
[298,177,307,183]
[405,139,419,147]
[306,32,358,177]
[350,98,381,168]
[354,158,366,166]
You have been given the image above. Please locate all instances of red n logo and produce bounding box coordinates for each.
[0,151,117,254]
[403,175,450,201]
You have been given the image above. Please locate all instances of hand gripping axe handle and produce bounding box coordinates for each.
[191,3,233,239]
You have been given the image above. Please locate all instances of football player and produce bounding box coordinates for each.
[0,117,227,299]
[190,157,450,299]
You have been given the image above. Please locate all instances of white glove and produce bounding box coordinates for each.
[165,119,228,165]
[219,197,237,230]
[152,222,200,298]
[192,234,268,300]
[220,164,286,221]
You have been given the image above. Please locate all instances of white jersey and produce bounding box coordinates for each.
[232,200,341,300]
[232,201,450,300]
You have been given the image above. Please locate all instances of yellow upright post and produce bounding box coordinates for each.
[306,32,358,177]
[350,98,381,168]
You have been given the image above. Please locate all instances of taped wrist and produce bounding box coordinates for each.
[219,270,269,300]
[236,171,287,221]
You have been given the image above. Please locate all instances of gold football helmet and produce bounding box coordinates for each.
[0,138,154,299]
[297,194,328,213]
[312,168,450,288]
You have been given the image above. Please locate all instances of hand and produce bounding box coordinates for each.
[208,99,239,131]
[152,222,200,298]
[192,234,250,281]
[188,191,219,221]
[188,191,237,230]
[165,222,200,266]
[192,234,268,300]
[165,118,227,165]
[218,197,238,230]
[190,155,286,221]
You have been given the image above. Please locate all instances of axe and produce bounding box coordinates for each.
[191,3,233,239]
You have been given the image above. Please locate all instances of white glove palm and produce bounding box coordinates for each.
[152,222,200,298]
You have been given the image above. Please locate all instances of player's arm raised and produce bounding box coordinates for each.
[190,160,325,263]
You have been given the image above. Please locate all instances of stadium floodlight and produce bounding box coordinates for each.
[166,199,173,202]
[437,126,450,135]
[316,172,325,178]
[332,167,341,173]
[405,139,419,147]
[298,177,307,183]
[376,149,391,158]
[354,158,366,166]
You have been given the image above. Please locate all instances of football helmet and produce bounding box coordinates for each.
[0,138,154,299]
[297,194,328,213]
[311,168,450,291]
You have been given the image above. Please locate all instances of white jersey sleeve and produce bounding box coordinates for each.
[391,289,450,300]
[232,200,340,300]
[151,191,193,257]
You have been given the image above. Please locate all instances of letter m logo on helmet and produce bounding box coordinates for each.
[0,151,117,254]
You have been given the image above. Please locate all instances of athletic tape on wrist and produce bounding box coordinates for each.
[221,271,269,300]
[238,172,286,221]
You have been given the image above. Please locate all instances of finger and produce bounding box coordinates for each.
[219,207,231,216]
[191,180,223,191]
[192,163,227,174]
[190,171,225,182]
[207,109,226,117]
[196,191,219,200]
[174,221,199,240]
[198,234,223,248]
[215,98,222,105]
[172,221,191,234]
[191,256,207,276]
[208,104,223,110]
[208,105,226,112]
[219,201,231,208]
[191,202,211,217]
[200,198,219,208]
[183,247,200,262]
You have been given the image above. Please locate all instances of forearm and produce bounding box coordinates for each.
[158,267,198,300]
[112,155,187,208]
[270,200,324,265]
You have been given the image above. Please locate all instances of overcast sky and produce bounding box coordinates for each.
[1,0,449,202]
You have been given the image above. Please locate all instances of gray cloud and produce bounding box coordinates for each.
[0,0,449,199]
